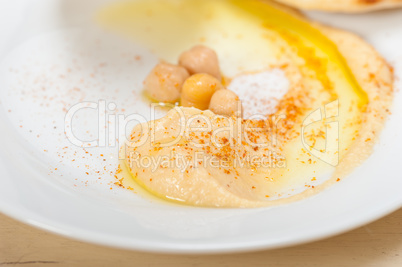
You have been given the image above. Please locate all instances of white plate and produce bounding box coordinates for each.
[0,0,401,254]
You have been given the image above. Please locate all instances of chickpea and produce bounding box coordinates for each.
[144,62,189,103]
[179,45,222,81]
[209,89,242,117]
[181,73,224,110]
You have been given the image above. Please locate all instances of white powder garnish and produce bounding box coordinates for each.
[228,69,290,118]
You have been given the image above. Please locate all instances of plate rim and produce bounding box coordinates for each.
[0,190,401,254]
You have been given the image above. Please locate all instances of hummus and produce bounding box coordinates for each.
[98,0,393,207]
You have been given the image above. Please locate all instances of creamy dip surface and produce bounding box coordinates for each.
[98,0,394,207]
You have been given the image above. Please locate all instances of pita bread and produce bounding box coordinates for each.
[275,0,402,12]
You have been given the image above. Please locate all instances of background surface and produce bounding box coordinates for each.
[1,209,401,266]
